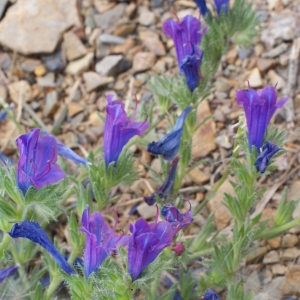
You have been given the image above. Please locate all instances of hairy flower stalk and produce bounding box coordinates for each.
[147,105,192,161]
[104,94,150,167]
[163,15,207,92]
[16,128,65,194]
[236,85,288,151]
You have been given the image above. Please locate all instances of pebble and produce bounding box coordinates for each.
[65,53,94,76]
[100,34,125,45]
[248,68,263,88]
[88,112,103,127]
[43,91,58,118]
[257,58,277,73]
[37,73,56,87]
[0,84,7,101]
[238,48,253,60]
[271,264,286,275]
[215,77,232,92]
[139,30,166,56]
[0,52,11,70]
[133,52,156,72]
[111,39,135,55]
[8,80,32,103]
[83,72,114,92]
[226,48,238,64]
[0,0,80,55]
[267,70,285,89]
[268,236,282,249]
[64,31,88,61]
[34,64,47,77]
[282,247,300,261]
[43,50,66,72]
[95,55,123,76]
[0,0,8,19]
[137,202,157,219]
[113,23,136,37]
[21,58,40,73]
[282,234,298,248]
[263,250,280,264]
[188,168,209,185]
[68,102,84,117]
[246,246,268,263]
[282,265,300,296]
[138,10,155,26]
[216,134,232,149]
[262,43,289,58]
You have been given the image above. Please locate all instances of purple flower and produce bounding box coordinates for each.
[254,141,283,174]
[41,131,89,166]
[104,94,150,166]
[236,85,288,151]
[128,213,174,281]
[147,106,192,161]
[8,221,75,275]
[163,15,207,92]
[78,205,128,278]
[16,129,65,194]
[204,289,219,300]
[171,242,185,256]
[0,265,19,283]
[194,0,209,16]
[214,0,229,15]
[144,156,179,206]
[161,201,193,236]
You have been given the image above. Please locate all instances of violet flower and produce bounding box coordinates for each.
[254,141,283,174]
[214,0,229,15]
[161,201,193,236]
[194,0,209,16]
[144,156,179,206]
[41,130,89,166]
[8,221,75,275]
[204,289,219,300]
[16,129,65,194]
[147,105,192,161]
[0,265,19,283]
[163,15,207,92]
[128,212,174,281]
[171,242,185,256]
[236,85,288,151]
[104,94,150,167]
[78,205,128,278]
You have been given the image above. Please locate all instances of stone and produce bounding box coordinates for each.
[0,52,11,70]
[266,276,285,299]
[88,112,103,127]
[34,64,47,77]
[21,58,41,73]
[0,84,7,101]
[287,181,300,219]
[68,102,84,117]
[0,0,8,19]
[65,53,94,76]
[83,72,114,92]
[226,48,238,64]
[188,168,209,185]
[215,77,232,92]
[246,246,268,263]
[43,91,58,118]
[244,271,261,296]
[282,247,300,261]
[268,0,280,10]
[207,179,233,229]
[139,30,166,56]
[257,58,277,73]
[139,10,155,26]
[261,10,300,48]
[267,70,285,90]
[64,31,88,61]
[113,23,136,37]
[133,52,156,72]
[111,39,135,55]
[0,0,80,55]
[248,68,262,88]
[216,134,232,149]
[99,34,125,45]
[272,264,285,275]
[238,48,253,60]
[282,265,300,296]
[94,4,128,32]
[263,250,280,264]
[37,73,56,87]
[8,80,32,103]
[282,234,298,248]
[268,236,282,249]
[262,43,289,58]
[95,55,123,76]
[192,100,216,158]
[137,202,157,219]
[43,50,66,72]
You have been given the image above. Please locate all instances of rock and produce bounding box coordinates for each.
[271,264,285,275]
[192,100,216,158]
[266,276,285,299]
[246,246,268,263]
[68,102,84,117]
[113,23,136,37]
[139,10,155,26]
[257,58,277,73]
[64,31,88,61]
[215,77,232,92]
[65,53,94,76]
[268,236,282,249]
[43,50,66,72]
[99,34,125,45]
[43,91,58,118]
[94,4,128,32]
[207,179,233,229]
[0,52,11,70]
[83,72,114,92]
[262,43,289,58]
[95,55,123,76]
[21,58,41,73]
[238,48,253,60]
[96,40,110,59]
[261,10,300,48]
[133,52,156,72]
[37,73,56,87]
[0,0,8,19]
[263,250,280,264]
[282,234,298,248]
[267,70,285,89]
[0,0,80,55]
[151,0,164,8]
[268,0,280,10]
[88,112,103,127]
[8,80,32,103]
[188,168,209,185]
[216,134,232,149]
[226,48,238,64]
[139,30,166,56]
[287,181,300,219]
[244,271,261,296]
[0,84,7,101]
[137,202,157,219]
[282,265,300,296]
[111,39,135,55]
[248,68,262,88]
[34,64,47,77]
[282,247,300,261]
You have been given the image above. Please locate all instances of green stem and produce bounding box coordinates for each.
[44,273,61,300]
[0,233,11,257]
[151,269,162,298]
[190,247,215,259]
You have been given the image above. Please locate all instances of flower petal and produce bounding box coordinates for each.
[0,265,19,283]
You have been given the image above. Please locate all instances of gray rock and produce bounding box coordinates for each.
[37,73,56,87]
[99,34,125,45]
[238,48,253,60]
[133,52,156,72]
[95,55,123,76]
[0,0,8,20]
[64,31,88,61]
[139,10,155,26]
[0,52,11,70]
[43,50,66,72]
[8,80,32,103]
[0,0,80,55]
[83,72,114,92]
[65,53,94,76]
[21,58,41,73]
[262,43,288,58]
[43,91,58,118]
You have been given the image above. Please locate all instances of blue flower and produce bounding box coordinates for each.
[0,265,19,283]
[204,289,219,300]
[236,85,288,151]
[254,141,283,174]
[144,156,179,206]
[214,0,229,15]
[194,0,209,16]
[8,221,75,275]
[147,106,192,161]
